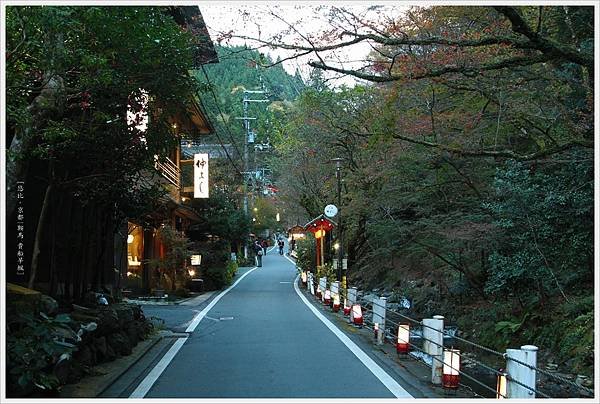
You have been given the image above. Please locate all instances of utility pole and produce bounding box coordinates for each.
[238,90,268,259]
[331,158,344,289]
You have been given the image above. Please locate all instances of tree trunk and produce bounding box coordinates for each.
[7,75,65,223]
[28,181,54,289]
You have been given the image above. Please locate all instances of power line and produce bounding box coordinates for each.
[198,65,245,178]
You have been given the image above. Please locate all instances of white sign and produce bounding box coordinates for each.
[194,153,209,198]
[191,255,202,265]
[324,204,338,218]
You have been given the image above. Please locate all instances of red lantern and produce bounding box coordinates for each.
[351,304,363,326]
[324,289,331,305]
[343,298,351,315]
[333,295,340,312]
[442,349,461,389]
[396,324,410,354]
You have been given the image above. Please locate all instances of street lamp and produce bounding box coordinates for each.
[330,158,344,287]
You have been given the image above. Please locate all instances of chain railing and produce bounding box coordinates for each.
[298,270,594,398]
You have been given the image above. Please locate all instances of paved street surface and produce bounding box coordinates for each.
[114,245,414,398]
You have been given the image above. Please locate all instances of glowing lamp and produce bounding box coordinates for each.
[333,295,340,312]
[496,371,507,399]
[442,349,461,389]
[188,269,196,277]
[343,299,351,315]
[396,324,410,354]
[127,271,133,277]
[301,271,307,285]
[351,304,363,326]
[374,322,379,339]
[315,229,325,239]
[324,289,331,305]
[127,234,134,244]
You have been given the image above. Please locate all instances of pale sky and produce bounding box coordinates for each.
[198,2,407,87]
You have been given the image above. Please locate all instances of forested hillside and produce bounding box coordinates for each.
[265,6,595,377]
[196,45,304,148]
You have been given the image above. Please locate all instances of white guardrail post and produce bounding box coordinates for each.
[506,345,538,398]
[348,287,358,306]
[320,277,327,301]
[308,272,314,294]
[423,315,444,385]
[372,296,387,345]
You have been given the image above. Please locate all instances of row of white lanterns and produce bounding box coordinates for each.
[301,270,509,398]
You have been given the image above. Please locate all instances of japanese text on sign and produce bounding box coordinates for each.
[194,153,209,198]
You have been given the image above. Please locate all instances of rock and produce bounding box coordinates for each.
[105,344,117,361]
[75,345,96,367]
[126,324,139,346]
[93,336,108,360]
[575,375,589,387]
[130,304,143,320]
[97,308,119,334]
[40,295,59,316]
[107,332,132,356]
[7,283,41,314]
[113,303,134,327]
[53,353,71,385]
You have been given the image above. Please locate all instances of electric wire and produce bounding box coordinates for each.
[198,65,245,177]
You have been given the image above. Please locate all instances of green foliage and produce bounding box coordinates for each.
[7,312,76,395]
[484,157,594,302]
[205,260,238,290]
[6,6,201,222]
[296,234,316,272]
[148,225,194,291]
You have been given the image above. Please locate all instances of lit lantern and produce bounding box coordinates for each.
[374,322,379,339]
[396,324,410,354]
[333,295,340,312]
[316,286,322,299]
[127,234,134,244]
[442,349,461,389]
[496,371,507,399]
[351,304,363,326]
[301,271,307,285]
[343,299,351,315]
[324,289,331,305]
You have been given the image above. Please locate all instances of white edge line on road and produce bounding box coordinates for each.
[185,266,258,332]
[291,270,413,398]
[129,337,188,398]
[129,266,259,398]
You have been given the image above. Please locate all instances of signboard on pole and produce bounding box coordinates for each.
[194,153,209,198]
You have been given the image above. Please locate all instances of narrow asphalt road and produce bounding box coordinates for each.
[133,248,411,398]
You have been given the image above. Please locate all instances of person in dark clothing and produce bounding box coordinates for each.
[254,240,263,267]
[261,239,268,255]
[278,238,285,255]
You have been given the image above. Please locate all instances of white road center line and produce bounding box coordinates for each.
[292,271,414,398]
[129,266,259,398]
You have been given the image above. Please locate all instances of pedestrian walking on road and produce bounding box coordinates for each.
[254,240,263,267]
[261,239,268,255]
[278,238,285,255]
